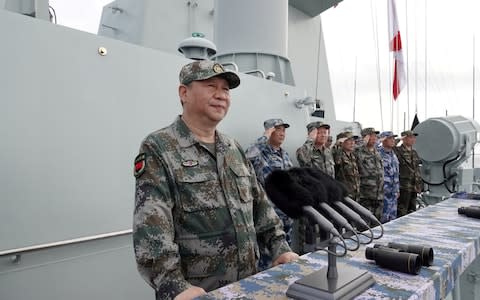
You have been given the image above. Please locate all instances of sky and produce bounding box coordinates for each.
[48,0,480,133]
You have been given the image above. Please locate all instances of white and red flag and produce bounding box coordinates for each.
[388,0,406,100]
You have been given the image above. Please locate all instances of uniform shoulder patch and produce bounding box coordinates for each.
[134,153,146,178]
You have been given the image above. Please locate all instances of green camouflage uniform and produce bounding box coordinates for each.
[394,144,422,216]
[334,149,360,201]
[296,138,335,253]
[296,139,335,177]
[133,116,291,299]
[355,145,384,220]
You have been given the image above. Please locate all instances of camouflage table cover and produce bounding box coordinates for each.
[199,197,480,300]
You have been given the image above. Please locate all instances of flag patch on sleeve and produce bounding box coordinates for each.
[134,153,146,178]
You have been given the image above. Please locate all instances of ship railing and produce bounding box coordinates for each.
[0,229,132,262]
[244,69,266,79]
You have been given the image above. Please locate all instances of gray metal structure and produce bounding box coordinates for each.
[1,0,479,299]
[0,1,347,299]
[414,116,480,203]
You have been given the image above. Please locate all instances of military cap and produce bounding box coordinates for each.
[179,60,240,89]
[379,131,398,139]
[263,118,290,129]
[306,121,330,133]
[361,127,380,137]
[336,131,359,141]
[401,130,418,137]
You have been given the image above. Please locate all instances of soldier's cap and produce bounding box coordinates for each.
[179,60,240,89]
[264,118,290,129]
[401,130,419,137]
[379,131,398,139]
[361,127,380,137]
[336,131,359,142]
[306,121,330,133]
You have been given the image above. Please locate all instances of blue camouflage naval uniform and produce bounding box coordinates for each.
[133,116,291,299]
[245,135,294,237]
[245,135,294,187]
[377,146,400,222]
[245,135,294,268]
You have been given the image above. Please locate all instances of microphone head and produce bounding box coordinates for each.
[265,169,315,218]
[304,167,347,201]
[287,168,328,204]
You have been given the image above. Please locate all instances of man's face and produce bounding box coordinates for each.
[382,136,395,148]
[342,138,355,152]
[315,127,329,146]
[269,126,286,147]
[366,133,377,147]
[403,135,416,147]
[180,76,231,124]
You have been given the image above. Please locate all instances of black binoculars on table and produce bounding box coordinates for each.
[365,242,434,275]
[458,206,480,219]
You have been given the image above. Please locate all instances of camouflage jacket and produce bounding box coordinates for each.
[296,139,335,177]
[377,146,400,195]
[333,149,360,200]
[133,116,290,299]
[245,135,293,186]
[393,144,423,192]
[355,145,384,201]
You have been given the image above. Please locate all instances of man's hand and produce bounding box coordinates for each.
[362,134,370,145]
[272,251,299,267]
[264,127,276,139]
[308,128,317,140]
[174,286,206,300]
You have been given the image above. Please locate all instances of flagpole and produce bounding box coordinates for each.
[371,0,384,130]
[473,34,476,168]
[414,0,418,115]
[353,56,357,122]
[405,0,410,126]
[424,0,428,119]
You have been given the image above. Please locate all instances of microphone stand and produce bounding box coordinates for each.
[286,231,375,300]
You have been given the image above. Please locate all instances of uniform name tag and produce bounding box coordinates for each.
[182,160,198,167]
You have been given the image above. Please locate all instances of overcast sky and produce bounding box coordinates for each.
[49,0,479,132]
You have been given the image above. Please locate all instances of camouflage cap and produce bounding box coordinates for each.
[263,118,290,129]
[306,121,330,133]
[179,60,240,89]
[379,131,398,139]
[361,127,380,137]
[336,131,358,141]
[401,130,418,137]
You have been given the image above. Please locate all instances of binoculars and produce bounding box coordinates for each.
[365,242,434,275]
[458,206,480,219]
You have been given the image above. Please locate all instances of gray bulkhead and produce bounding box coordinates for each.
[0,1,353,299]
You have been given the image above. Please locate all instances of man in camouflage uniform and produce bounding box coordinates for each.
[245,118,294,269]
[355,127,384,220]
[296,121,334,253]
[133,60,298,300]
[377,131,400,223]
[296,121,335,177]
[333,131,360,201]
[394,130,422,216]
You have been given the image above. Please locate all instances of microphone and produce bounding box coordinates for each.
[301,168,371,230]
[264,169,341,238]
[286,168,355,233]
